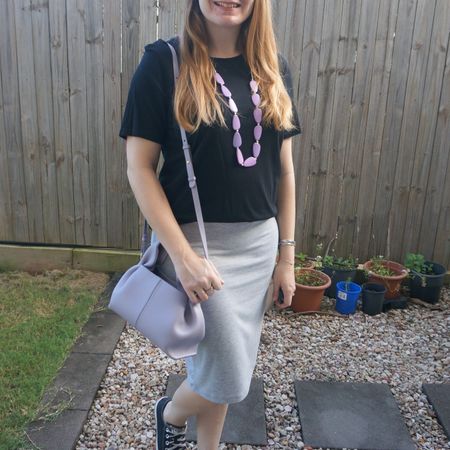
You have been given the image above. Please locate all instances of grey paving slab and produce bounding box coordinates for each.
[294,380,415,450]
[70,309,126,354]
[39,352,112,411]
[422,383,450,439]
[166,374,267,445]
[26,408,89,450]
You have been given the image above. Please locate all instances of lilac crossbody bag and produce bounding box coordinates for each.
[108,40,208,360]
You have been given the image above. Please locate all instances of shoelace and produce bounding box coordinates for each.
[164,423,186,450]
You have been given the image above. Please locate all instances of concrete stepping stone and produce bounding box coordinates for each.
[422,383,450,439]
[165,374,267,445]
[294,380,415,450]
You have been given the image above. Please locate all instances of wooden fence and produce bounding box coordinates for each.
[0,0,449,267]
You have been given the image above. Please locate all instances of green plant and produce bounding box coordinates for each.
[294,252,312,268]
[295,268,326,286]
[342,276,353,291]
[322,255,358,270]
[369,255,396,276]
[404,253,434,275]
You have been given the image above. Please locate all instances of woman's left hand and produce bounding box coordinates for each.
[272,261,296,309]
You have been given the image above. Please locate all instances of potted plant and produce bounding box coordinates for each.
[291,267,331,312]
[362,256,408,299]
[294,252,315,269]
[404,253,446,304]
[319,255,359,299]
[335,277,362,315]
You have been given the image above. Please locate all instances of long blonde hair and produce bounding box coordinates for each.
[174,0,298,134]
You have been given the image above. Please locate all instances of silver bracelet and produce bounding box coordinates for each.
[278,239,296,247]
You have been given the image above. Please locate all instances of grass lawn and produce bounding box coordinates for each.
[0,268,110,450]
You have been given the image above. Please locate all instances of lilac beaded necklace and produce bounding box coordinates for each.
[214,70,262,167]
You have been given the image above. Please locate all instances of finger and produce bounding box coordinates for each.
[202,282,215,294]
[279,284,296,308]
[272,282,280,302]
[188,291,200,305]
[205,258,225,285]
[193,288,208,302]
[204,269,223,291]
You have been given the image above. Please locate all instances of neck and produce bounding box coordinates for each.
[205,23,242,58]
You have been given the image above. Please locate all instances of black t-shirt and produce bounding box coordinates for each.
[119,35,302,224]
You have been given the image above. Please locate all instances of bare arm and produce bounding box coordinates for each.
[272,137,297,307]
[126,136,193,265]
[125,136,224,302]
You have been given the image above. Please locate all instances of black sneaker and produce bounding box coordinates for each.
[155,396,187,450]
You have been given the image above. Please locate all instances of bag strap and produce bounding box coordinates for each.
[141,39,209,260]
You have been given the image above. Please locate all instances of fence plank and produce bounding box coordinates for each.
[354,0,399,262]
[14,0,43,241]
[30,0,61,243]
[121,0,141,249]
[0,1,15,239]
[84,0,107,245]
[104,0,123,248]
[140,0,158,48]
[319,0,360,258]
[66,0,92,244]
[48,0,76,244]
[159,0,187,41]
[295,0,325,255]
[388,0,437,261]
[370,0,417,258]
[335,0,379,258]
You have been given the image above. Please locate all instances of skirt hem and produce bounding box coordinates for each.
[186,373,250,404]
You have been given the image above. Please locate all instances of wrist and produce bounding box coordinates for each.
[277,258,295,266]
[278,245,295,257]
[171,243,197,266]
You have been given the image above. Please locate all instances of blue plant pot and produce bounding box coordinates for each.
[335,281,362,314]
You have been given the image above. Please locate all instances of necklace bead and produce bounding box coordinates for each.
[214,70,263,168]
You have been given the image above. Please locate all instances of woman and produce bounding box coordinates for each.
[119,0,301,448]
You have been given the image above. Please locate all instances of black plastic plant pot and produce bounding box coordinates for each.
[361,283,386,316]
[322,266,357,299]
[408,261,446,304]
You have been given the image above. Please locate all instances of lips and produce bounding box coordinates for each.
[213,1,241,8]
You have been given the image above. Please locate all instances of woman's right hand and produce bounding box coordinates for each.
[173,249,225,304]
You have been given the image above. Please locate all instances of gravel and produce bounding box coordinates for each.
[76,286,450,450]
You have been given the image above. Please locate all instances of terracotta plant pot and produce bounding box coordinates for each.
[291,268,331,312]
[362,260,408,299]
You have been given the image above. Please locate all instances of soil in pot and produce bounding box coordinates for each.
[408,261,446,304]
[292,268,331,312]
[362,260,408,299]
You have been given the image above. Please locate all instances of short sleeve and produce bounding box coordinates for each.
[279,54,302,140]
[119,43,168,144]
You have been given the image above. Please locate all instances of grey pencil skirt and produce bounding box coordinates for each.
[153,216,279,404]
